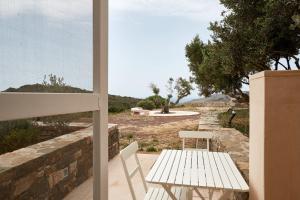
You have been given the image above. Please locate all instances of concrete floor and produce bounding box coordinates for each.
[64,154,223,200]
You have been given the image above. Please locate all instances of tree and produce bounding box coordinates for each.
[148,83,165,108]
[186,0,300,101]
[150,83,160,95]
[174,77,193,104]
[149,77,193,113]
[161,78,174,114]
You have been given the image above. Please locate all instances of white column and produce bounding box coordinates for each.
[93,0,108,199]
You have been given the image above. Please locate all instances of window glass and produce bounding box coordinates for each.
[0,0,92,93]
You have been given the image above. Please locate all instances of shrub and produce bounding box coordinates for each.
[218,109,249,137]
[145,95,165,109]
[108,104,126,113]
[137,100,155,110]
[146,146,158,152]
[0,120,40,154]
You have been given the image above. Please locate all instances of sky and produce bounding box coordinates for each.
[0,0,225,99]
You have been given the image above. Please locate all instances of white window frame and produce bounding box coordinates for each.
[0,0,108,199]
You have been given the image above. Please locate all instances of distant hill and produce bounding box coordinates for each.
[184,94,233,107]
[188,94,231,103]
[4,84,141,113]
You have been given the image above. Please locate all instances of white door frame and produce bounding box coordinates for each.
[0,0,108,199]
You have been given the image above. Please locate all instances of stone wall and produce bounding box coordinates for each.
[0,124,119,200]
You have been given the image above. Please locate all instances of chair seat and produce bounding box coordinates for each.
[144,187,187,200]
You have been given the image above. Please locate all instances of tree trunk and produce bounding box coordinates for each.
[294,57,300,69]
[274,58,279,70]
[175,98,181,105]
[286,57,291,70]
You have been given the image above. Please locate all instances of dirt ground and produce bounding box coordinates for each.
[108,108,202,152]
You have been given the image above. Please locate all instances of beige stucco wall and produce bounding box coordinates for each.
[249,72,265,200]
[249,70,300,200]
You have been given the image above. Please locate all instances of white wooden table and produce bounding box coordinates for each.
[146,150,249,200]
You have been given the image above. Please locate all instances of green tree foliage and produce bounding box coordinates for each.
[150,83,160,96]
[147,83,165,108]
[145,95,165,109]
[174,77,194,104]
[291,15,300,29]
[186,0,300,101]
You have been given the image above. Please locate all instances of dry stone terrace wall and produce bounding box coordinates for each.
[0,124,119,200]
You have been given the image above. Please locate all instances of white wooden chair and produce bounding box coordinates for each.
[178,131,213,151]
[120,141,187,200]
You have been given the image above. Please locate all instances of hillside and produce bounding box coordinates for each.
[4,84,141,113]
[186,94,231,103]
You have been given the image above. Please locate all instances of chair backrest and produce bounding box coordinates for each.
[178,131,213,151]
[120,141,148,200]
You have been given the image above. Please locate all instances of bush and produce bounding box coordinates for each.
[108,104,127,113]
[146,146,158,152]
[0,120,40,154]
[137,100,155,110]
[218,109,249,137]
[145,95,165,109]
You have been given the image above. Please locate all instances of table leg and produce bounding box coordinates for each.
[209,189,214,200]
[186,188,193,200]
[162,184,178,200]
[194,187,205,200]
[219,190,232,200]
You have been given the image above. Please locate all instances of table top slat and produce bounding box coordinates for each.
[197,151,207,187]
[167,151,182,184]
[160,150,177,183]
[218,153,242,190]
[152,150,173,182]
[203,151,215,188]
[183,151,192,185]
[212,152,232,189]
[175,151,187,185]
[145,150,168,181]
[223,153,249,191]
[190,151,199,186]
[207,152,223,188]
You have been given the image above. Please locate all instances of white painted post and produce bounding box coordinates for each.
[93,0,108,199]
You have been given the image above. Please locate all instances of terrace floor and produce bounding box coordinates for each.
[64,154,223,200]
